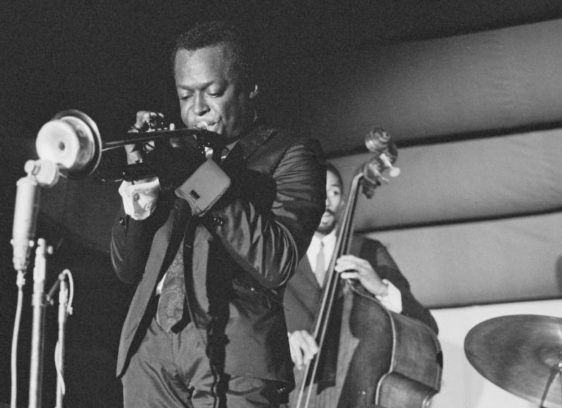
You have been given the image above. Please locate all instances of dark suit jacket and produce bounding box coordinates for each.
[110,124,326,384]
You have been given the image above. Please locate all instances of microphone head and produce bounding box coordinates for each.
[12,176,40,272]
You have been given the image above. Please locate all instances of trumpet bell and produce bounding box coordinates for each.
[36,110,102,179]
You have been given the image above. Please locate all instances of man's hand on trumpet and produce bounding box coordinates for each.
[118,110,210,220]
[118,111,165,220]
[125,111,168,165]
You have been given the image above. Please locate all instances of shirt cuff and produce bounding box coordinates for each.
[118,178,160,220]
[376,279,403,314]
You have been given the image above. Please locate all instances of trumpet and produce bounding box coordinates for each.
[35,109,223,182]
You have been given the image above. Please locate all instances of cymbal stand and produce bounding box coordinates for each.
[539,353,562,407]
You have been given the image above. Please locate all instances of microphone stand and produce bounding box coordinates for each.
[10,159,61,408]
[27,246,73,408]
[48,270,73,408]
[28,239,51,408]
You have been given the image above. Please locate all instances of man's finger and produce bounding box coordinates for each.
[340,271,359,280]
[289,336,304,369]
[301,332,319,356]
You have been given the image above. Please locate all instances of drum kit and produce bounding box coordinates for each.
[465,314,562,407]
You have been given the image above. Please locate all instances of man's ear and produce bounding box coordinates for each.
[249,84,259,100]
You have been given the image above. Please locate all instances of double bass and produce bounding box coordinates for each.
[293,129,442,408]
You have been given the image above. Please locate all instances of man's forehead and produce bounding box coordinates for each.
[177,46,225,68]
[326,170,342,189]
[174,45,239,89]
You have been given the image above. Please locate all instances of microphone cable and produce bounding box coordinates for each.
[10,268,26,408]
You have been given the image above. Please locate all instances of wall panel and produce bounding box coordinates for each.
[317,18,562,153]
[332,129,562,231]
[367,211,562,307]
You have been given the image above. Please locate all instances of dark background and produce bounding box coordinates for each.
[3,1,562,406]
[5,0,562,151]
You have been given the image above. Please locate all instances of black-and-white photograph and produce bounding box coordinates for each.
[2,1,562,407]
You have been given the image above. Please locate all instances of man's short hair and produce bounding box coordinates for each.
[172,20,256,89]
[325,162,343,189]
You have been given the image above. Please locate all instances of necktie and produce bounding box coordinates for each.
[314,240,326,287]
[156,199,191,333]
[157,243,186,332]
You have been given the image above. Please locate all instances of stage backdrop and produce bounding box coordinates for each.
[320,17,562,408]
[317,18,562,154]
[318,18,562,308]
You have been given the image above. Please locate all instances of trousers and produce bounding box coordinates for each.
[122,316,282,407]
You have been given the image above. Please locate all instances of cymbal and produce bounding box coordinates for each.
[465,314,562,408]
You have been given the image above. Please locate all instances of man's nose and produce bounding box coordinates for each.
[193,94,209,116]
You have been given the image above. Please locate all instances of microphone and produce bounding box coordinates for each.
[11,160,60,272]
[12,175,40,272]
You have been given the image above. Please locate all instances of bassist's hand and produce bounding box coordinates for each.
[336,254,389,297]
[288,330,318,370]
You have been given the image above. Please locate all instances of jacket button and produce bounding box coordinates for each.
[118,217,126,226]
[212,216,225,226]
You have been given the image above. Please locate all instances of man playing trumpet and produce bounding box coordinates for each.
[111,21,325,408]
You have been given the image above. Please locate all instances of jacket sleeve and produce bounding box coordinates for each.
[109,194,173,285]
[205,136,326,289]
[362,239,439,334]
